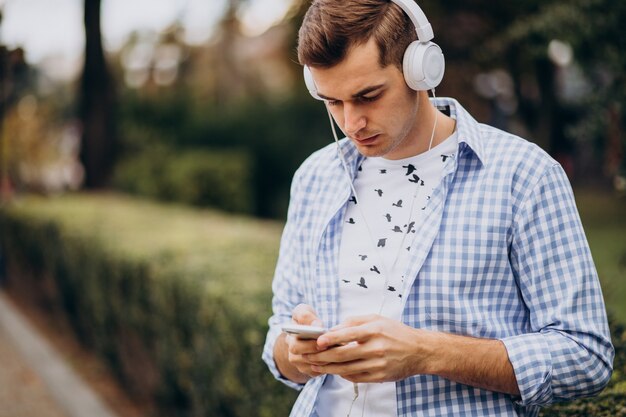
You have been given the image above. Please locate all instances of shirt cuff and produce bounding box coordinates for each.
[262,324,305,391]
[500,333,553,405]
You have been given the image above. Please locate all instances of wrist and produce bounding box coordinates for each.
[416,329,447,376]
[273,333,311,384]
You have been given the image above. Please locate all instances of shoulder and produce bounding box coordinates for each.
[473,124,566,214]
[479,123,558,178]
[444,97,559,184]
[478,123,557,170]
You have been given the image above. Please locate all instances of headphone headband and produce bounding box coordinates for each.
[389,0,433,42]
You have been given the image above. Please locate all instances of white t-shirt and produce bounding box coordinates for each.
[315,131,458,417]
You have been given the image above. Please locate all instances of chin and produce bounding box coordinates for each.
[355,144,394,158]
[355,146,383,158]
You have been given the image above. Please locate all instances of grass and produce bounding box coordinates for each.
[574,187,626,323]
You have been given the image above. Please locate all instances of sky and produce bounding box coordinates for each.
[0,0,293,80]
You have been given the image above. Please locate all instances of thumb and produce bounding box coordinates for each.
[292,304,323,326]
[311,318,323,327]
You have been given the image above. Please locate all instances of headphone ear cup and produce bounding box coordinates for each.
[403,41,445,91]
[303,66,323,100]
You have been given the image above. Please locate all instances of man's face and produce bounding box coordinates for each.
[310,38,422,160]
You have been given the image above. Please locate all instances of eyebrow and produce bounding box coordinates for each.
[317,84,385,101]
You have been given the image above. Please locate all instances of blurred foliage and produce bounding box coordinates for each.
[2,97,82,193]
[0,193,298,417]
[112,145,254,213]
[480,0,626,182]
[0,191,625,416]
[109,0,624,218]
[117,89,331,218]
[3,0,624,212]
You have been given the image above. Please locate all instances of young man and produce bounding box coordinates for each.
[262,1,614,416]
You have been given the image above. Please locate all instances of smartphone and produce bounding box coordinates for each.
[282,323,327,340]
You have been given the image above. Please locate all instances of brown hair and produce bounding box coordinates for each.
[297,0,417,69]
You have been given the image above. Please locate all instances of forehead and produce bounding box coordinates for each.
[310,38,401,99]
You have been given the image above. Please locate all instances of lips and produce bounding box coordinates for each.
[355,134,380,145]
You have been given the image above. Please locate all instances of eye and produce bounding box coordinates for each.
[326,100,342,107]
[359,93,381,103]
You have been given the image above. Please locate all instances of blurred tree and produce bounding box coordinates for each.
[482,0,625,185]
[79,0,117,188]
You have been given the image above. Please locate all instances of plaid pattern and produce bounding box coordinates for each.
[262,98,614,417]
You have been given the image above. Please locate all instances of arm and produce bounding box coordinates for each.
[500,163,613,404]
[432,331,519,395]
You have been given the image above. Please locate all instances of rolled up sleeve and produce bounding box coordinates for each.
[504,163,614,405]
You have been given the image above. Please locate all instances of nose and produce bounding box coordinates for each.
[343,103,366,138]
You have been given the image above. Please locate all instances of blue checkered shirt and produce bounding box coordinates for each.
[262,98,614,416]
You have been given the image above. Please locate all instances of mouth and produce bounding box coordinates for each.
[354,134,380,145]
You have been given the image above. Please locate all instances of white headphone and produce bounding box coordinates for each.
[303,0,445,99]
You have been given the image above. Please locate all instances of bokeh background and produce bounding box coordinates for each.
[0,0,624,416]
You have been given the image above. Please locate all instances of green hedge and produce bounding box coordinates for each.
[112,147,254,214]
[0,193,624,416]
[0,193,297,416]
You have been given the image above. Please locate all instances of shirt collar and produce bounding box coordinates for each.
[431,97,487,167]
[335,138,365,179]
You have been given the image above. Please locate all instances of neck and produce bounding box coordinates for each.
[413,93,455,153]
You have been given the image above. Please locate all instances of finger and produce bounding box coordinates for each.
[287,335,326,355]
[311,359,373,376]
[334,314,380,329]
[320,315,382,347]
[287,351,328,376]
[298,366,324,378]
[318,326,372,349]
[290,358,325,377]
[306,342,361,364]
[292,304,323,326]
[290,353,329,369]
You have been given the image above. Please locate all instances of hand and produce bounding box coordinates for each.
[284,304,330,379]
[304,314,436,383]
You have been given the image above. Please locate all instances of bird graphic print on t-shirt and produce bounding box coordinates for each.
[338,132,458,317]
